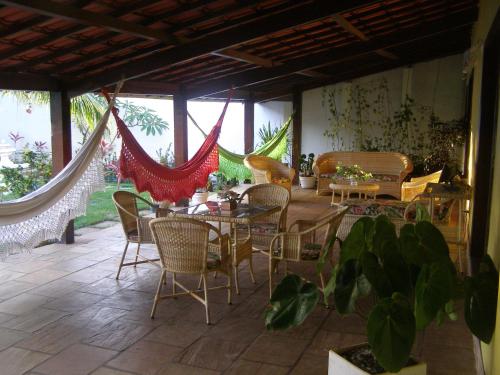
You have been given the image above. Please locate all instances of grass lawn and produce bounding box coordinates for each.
[74,183,151,229]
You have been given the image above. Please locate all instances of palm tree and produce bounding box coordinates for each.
[0,91,168,143]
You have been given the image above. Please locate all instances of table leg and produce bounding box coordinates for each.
[331,189,335,205]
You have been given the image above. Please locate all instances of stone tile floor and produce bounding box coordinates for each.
[0,188,477,374]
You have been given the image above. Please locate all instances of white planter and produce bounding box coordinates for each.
[299,176,316,189]
[329,344,426,375]
[191,191,209,205]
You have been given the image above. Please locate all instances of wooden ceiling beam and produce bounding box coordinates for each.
[0,0,181,44]
[212,49,278,68]
[65,0,381,97]
[333,14,399,60]
[183,9,475,99]
[0,71,60,90]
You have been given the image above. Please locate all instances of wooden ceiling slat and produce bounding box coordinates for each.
[0,0,158,66]
[0,0,180,43]
[65,0,379,96]
[183,9,476,98]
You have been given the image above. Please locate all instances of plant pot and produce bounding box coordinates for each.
[329,344,426,375]
[191,191,209,205]
[299,176,316,189]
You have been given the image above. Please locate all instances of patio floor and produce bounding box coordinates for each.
[0,188,477,375]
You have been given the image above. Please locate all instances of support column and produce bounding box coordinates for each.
[50,91,74,244]
[173,94,188,166]
[291,90,302,184]
[244,98,255,154]
[173,93,189,206]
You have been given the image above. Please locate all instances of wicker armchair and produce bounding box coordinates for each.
[268,206,348,298]
[149,217,232,324]
[243,155,295,192]
[401,170,442,201]
[112,191,172,280]
[236,184,290,251]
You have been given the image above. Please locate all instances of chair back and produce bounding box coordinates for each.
[279,206,348,261]
[113,191,140,237]
[244,155,293,182]
[149,217,210,273]
[240,184,290,228]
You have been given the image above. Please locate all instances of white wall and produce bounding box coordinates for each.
[301,53,466,155]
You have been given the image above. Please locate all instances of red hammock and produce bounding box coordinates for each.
[103,92,230,202]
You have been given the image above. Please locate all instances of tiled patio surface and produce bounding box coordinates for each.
[0,188,477,374]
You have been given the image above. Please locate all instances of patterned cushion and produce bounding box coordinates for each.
[207,252,221,270]
[340,199,407,219]
[301,243,322,260]
[371,174,399,182]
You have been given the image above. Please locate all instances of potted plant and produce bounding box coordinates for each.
[334,162,373,186]
[191,180,212,205]
[265,213,498,374]
[299,153,316,188]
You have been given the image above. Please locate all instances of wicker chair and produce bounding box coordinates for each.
[149,217,232,324]
[243,155,295,192]
[237,183,290,251]
[112,191,171,280]
[268,206,348,298]
[400,170,442,201]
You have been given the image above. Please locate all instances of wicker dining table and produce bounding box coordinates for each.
[170,201,281,293]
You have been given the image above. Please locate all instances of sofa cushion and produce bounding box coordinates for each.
[339,199,407,219]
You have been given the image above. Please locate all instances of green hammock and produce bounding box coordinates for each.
[189,113,291,181]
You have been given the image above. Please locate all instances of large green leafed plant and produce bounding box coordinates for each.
[265,214,498,372]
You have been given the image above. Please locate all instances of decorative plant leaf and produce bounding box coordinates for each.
[399,224,430,267]
[360,251,392,298]
[340,217,374,264]
[464,255,499,343]
[415,202,431,222]
[368,293,416,373]
[322,265,338,305]
[415,221,449,260]
[379,239,412,297]
[372,215,397,256]
[334,259,371,314]
[265,274,320,331]
[414,262,453,330]
[316,232,338,274]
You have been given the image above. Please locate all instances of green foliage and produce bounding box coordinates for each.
[117,99,168,136]
[367,293,416,372]
[299,153,315,176]
[464,255,499,343]
[265,274,320,330]
[265,214,490,373]
[321,79,466,177]
[0,145,52,198]
[256,121,279,148]
[334,163,373,182]
[155,143,175,167]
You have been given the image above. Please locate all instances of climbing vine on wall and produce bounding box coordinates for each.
[321,77,466,176]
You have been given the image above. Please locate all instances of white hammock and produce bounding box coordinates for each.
[0,92,118,255]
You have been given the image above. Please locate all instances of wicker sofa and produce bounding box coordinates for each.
[312,151,413,199]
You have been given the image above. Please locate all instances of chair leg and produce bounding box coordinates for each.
[319,271,329,308]
[227,267,232,305]
[197,275,203,290]
[283,260,288,275]
[269,257,273,298]
[151,269,166,319]
[134,242,141,267]
[248,257,256,284]
[202,274,210,325]
[116,241,130,280]
[172,272,176,296]
[234,265,240,295]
